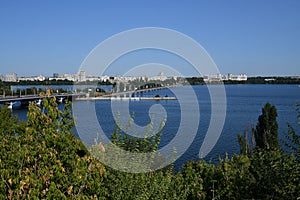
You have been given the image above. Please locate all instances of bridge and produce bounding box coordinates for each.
[0,84,181,106]
[103,85,175,97]
[0,93,84,106]
[74,85,178,101]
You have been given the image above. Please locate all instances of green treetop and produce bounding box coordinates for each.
[254,102,279,150]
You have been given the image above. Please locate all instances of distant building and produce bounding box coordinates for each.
[18,75,46,82]
[63,74,77,81]
[35,75,46,81]
[49,73,78,81]
[291,75,300,79]
[203,73,223,82]
[148,72,168,81]
[227,73,247,81]
[204,73,247,82]
[78,70,86,82]
[0,74,3,81]
[5,73,17,82]
[53,73,59,78]
[86,76,101,82]
[18,77,32,81]
[264,78,276,82]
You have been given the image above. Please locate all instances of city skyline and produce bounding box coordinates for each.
[1,1,300,77]
[0,71,251,82]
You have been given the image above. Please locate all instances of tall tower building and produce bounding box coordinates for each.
[78,70,86,82]
[5,73,17,82]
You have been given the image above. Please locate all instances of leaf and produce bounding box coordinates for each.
[68,185,73,195]
[8,178,12,186]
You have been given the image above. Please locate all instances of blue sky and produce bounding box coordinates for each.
[0,0,299,77]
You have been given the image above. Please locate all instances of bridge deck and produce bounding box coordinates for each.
[0,85,181,104]
[0,93,81,104]
[103,85,177,97]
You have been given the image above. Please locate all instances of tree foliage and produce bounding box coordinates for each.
[1,98,300,199]
[0,105,18,134]
[238,127,255,156]
[284,104,300,158]
[254,102,279,150]
[0,92,104,199]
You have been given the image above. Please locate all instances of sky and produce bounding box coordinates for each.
[0,0,299,77]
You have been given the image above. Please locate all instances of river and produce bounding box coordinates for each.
[9,84,300,170]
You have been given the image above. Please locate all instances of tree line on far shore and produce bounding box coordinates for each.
[186,76,300,85]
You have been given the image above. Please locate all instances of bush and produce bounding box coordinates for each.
[1,97,300,199]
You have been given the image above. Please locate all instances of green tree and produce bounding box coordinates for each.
[0,91,105,199]
[0,105,17,134]
[249,150,300,199]
[238,127,255,156]
[284,104,300,158]
[2,92,300,199]
[254,102,279,150]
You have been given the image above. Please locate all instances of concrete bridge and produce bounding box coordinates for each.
[103,85,179,97]
[0,93,83,106]
[0,84,181,106]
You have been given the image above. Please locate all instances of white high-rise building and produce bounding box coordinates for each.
[78,70,86,82]
[5,73,17,82]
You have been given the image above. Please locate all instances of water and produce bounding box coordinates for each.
[9,84,300,170]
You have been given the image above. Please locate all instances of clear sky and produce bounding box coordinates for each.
[0,0,299,77]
